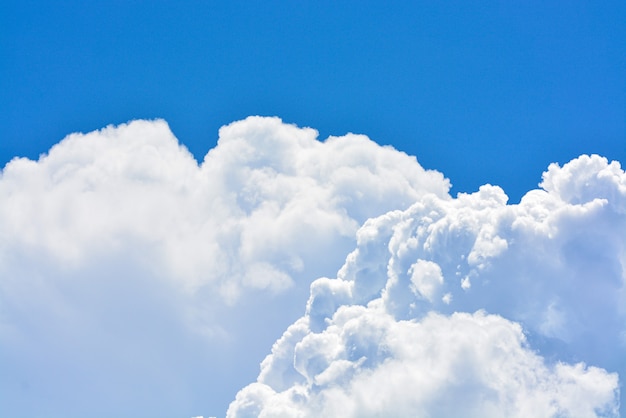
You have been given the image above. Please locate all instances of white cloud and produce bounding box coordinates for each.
[0,117,449,417]
[408,259,444,302]
[1,116,623,417]
[228,154,625,417]
[229,309,619,418]
[0,117,449,299]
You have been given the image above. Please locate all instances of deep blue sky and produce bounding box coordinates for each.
[2,0,624,202]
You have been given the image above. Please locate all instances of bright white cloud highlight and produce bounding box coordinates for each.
[408,259,444,302]
[228,154,625,418]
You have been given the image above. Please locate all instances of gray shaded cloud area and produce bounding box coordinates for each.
[0,117,623,417]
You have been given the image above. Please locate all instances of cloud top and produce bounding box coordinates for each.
[0,117,451,417]
[0,116,450,300]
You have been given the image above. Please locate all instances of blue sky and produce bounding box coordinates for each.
[2,1,624,202]
[1,2,625,418]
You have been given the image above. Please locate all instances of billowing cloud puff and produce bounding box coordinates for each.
[228,155,625,417]
[0,117,451,301]
[230,310,618,418]
[0,116,448,300]
[0,117,449,417]
[1,117,623,417]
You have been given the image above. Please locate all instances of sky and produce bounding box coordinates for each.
[2,1,624,202]
[0,2,625,418]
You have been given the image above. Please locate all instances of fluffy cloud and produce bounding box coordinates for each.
[0,117,449,417]
[1,117,623,417]
[228,154,625,417]
[230,309,618,418]
[0,116,448,299]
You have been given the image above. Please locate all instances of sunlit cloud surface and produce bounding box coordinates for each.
[0,118,623,418]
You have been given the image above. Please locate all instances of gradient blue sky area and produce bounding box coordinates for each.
[1,1,624,200]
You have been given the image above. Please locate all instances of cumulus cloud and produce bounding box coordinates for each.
[1,117,623,417]
[228,154,625,417]
[0,117,449,417]
[230,309,618,418]
[0,116,448,299]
